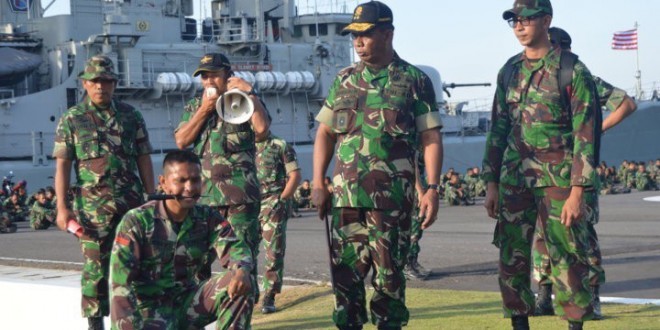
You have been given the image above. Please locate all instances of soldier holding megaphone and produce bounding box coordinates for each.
[175,53,270,307]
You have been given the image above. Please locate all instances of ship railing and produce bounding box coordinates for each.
[0,89,16,108]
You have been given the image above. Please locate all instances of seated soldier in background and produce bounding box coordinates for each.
[464,167,486,198]
[441,167,455,185]
[3,191,27,222]
[30,189,56,230]
[0,203,18,233]
[635,163,656,191]
[444,172,472,206]
[624,161,638,189]
[294,179,312,209]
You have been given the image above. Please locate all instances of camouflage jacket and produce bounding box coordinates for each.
[29,200,55,223]
[53,98,152,223]
[2,199,26,217]
[482,48,597,188]
[109,201,253,329]
[594,76,627,112]
[316,54,443,209]
[255,134,300,196]
[635,171,651,190]
[177,97,260,206]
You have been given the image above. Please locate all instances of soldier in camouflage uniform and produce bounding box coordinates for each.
[175,53,270,304]
[2,191,28,222]
[465,167,487,197]
[444,172,472,206]
[53,55,155,330]
[30,189,56,230]
[312,2,443,328]
[254,131,301,313]
[403,153,433,281]
[484,2,598,329]
[634,164,654,191]
[532,26,639,320]
[110,150,254,330]
[0,200,17,233]
[624,162,638,189]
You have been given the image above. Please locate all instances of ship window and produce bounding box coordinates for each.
[293,25,303,37]
[335,24,347,35]
[66,88,77,108]
[309,24,328,36]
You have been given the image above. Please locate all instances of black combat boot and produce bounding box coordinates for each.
[592,285,603,320]
[87,317,104,330]
[568,321,583,330]
[533,284,555,316]
[261,292,276,314]
[404,257,430,280]
[511,315,529,330]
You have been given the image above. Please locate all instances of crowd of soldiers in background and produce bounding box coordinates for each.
[598,159,660,194]
[0,178,74,233]
[2,157,658,234]
[289,159,660,211]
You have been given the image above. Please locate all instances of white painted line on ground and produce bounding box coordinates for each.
[642,195,660,202]
[0,256,84,266]
[0,257,324,285]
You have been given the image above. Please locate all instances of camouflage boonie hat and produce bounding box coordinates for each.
[548,27,572,50]
[78,55,119,81]
[503,0,553,20]
[340,1,393,36]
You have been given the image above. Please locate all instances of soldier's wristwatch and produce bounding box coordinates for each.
[426,184,441,193]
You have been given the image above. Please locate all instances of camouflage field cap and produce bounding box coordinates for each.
[548,27,572,50]
[78,55,119,81]
[503,0,553,20]
[340,1,393,36]
[192,53,231,77]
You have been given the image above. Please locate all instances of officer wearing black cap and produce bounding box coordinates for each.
[174,53,270,312]
[313,1,443,329]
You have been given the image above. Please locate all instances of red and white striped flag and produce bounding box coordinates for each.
[612,29,638,50]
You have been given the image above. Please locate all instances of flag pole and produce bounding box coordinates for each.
[634,21,643,100]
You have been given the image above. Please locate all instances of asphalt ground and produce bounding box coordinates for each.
[1,190,659,299]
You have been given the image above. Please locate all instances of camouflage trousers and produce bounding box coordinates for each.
[78,212,123,317]
[330,207,411,328]
[111,270,255,330]
[533,189,605,287]
[217,203,260,300]
[258,194,289,295]
[493,185,593,322]
[405,202,424,261]
[445,188,468,206]
[30,212,55,230]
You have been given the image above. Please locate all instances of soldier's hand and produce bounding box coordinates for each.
[312,187,330,220]
[227,268,251,299]
[55,208,74,232]
[419,189,439,229]
[484,183,499,219]
[561,191,584,228]
[226,77,254,94]
[200,86,220,115]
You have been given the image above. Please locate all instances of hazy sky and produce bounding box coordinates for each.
[46,0,660,105]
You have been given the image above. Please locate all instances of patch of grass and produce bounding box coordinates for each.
[252,286,660,329]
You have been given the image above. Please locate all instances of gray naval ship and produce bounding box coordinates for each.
[1,0,659,190]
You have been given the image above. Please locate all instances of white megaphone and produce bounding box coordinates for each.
[214,89,254,124]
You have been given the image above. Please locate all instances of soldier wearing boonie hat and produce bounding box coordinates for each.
[54,53,155,329]
[78,55,119,81]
